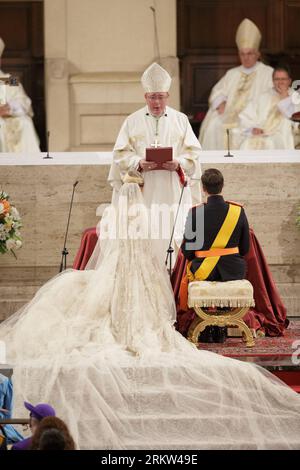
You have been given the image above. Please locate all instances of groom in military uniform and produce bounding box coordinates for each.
[181,168,250,342]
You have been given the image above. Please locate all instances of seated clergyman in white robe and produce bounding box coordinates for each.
[239,66,299,149]
[0,37,40,153]
[199,18,273,150]
[108,62,202,264]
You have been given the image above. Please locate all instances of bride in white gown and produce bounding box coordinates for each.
[0,182,299,450]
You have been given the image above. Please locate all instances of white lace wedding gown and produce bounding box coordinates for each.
[0,183,300,449]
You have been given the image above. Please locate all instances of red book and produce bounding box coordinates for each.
[145,147,173,169]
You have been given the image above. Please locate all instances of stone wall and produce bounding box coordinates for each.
[44,0,179,151]
[0,159,299,321]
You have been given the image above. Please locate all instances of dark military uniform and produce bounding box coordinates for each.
[182,195,250,281]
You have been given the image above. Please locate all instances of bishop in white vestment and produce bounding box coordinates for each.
[108,62,202,264]
[239,66,299,149]
[0,38,40,153]
[199,18,273,150]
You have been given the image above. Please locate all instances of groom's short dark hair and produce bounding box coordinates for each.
[201,168,224,195]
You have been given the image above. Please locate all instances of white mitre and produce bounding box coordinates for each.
[236,18,262,51]
[141,62,171,93]
[0,37,5,57]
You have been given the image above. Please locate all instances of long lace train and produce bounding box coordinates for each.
[0,183,299,449]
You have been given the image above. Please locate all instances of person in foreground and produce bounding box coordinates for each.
[30,416,75,450]
[0,373,23,445]
[0,177,300,449]
[11,402,56,450]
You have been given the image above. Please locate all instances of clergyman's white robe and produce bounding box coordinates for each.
[239,88,299,149]
[0,71,40,153]
[199,62,274,150]
[108,105,202,264]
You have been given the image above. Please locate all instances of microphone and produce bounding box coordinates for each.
[224,129,234,157]
[165,180,187,277]
[43,130,53,159]
[8,76,19,86]
[59,181,79,272]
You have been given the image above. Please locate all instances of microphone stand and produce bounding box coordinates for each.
[43,131,53,159]
[165,180,188,278]
[59,181,79,272]
[224,128,234,157]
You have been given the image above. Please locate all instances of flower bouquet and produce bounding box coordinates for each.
[0,191,22,258]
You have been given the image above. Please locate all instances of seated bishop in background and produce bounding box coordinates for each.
[239,65,300,149]
[199,18,273,150]
[0,37,40,153]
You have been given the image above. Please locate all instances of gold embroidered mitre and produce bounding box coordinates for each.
[141,62,171,93]
[236,18,262,51]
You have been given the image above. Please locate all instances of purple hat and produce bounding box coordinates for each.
[24,402,56,421]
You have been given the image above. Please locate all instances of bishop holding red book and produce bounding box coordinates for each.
[108,62,202,265]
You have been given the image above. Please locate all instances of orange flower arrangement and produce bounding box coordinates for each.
[0,190,22,257]
[0,199,10,217]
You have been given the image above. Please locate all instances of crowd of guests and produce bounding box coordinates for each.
[0,373,75,450]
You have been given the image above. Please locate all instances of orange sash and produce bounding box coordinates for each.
[179,204,241,311]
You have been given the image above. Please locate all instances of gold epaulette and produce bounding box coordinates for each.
[226,200,244,208]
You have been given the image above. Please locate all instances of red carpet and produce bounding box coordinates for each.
[196,321,300,358]
[197,321,300,393]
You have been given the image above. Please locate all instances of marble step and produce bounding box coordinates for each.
[0,285,40,322]
[120,440,296,450]
[87,388,267,416]
[0,282,299,323]
[80,437,299,450]
[0,285,40,298]
[77,414,300,450]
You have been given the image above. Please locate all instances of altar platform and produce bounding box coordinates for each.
[2,149,299,320]
[0,151,300,386]
[1,149,300,165]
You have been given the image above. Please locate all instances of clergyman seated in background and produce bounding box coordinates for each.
[239,65,299,149]
[199,18,273,150]
[0,37,40,153]
[181,168,250,342]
